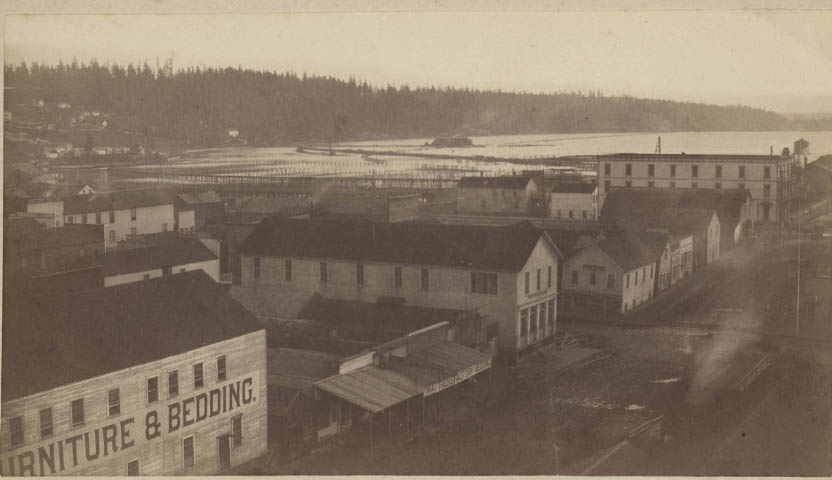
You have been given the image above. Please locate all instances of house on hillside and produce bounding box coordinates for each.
[560,230,658,316]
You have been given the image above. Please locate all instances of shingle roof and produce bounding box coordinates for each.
[90,236,217,277]
[2,270,263,402]
[595,230,657,272]
[458,176,533,190]
[550,182,596,194]
[649,208,717,236]
[63,188,174,214]
[600,188,748,230]
[240,218,553,272]
[176,190,223,205]
[296,294,471,344]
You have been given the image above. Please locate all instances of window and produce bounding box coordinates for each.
[147,377,159,403]
[764,184,771,199]
[356,264,365,285]
[127,460,139,476]
[670,181,676,188]
[582,210,588,219]
[169,370,179,397]
[193,363,204,389]
[547,266,552,288]
[109,230,116,244]
[530,307,538,335]
[96,212,102,224]
[130,227,137,235]
[715,182,722,189]
[739,165,746,179]
[183,436,195,468]
[67,215,74,224]
[520,308,528,336]
[648,181,654,188]
[284,259,293,281]
[604,180,610,190]
[625,164,632,176]
[604,163,611,175]
[626,274,630,288]
[162,223,168,232]
[569,210,574,219]
[394,266,403,288]
[253,257,261,279]
[738,183,745,190]
[109,211,115,223]
[471,272,498,295]
[607,273,615,289]
[232,415,243,448]
[625,181,632,188]
[691,165,699,178]
[589,271,596,285]
[71,398,84,427]
[715,165,722,178]
[764,166,771,179]
[217,356,227,382]
[536,268,542,291]
[420,268,429,291]
[180,268,186,273]
[130,208,137,221]
[320,262,328,283]
[556,209,562,218]
[524,271,530,294]
[642,268,646,282]
[571,270,578,285]
[9,416,24,447]
[82,214,88,225]
[670,165,676,178]
[39,408,53,439]
[634,271,639,286]
[691,182,698,189]
[108,388,121,416]
[648,164,655,177]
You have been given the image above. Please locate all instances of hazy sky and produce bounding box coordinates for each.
[5,9,832,113]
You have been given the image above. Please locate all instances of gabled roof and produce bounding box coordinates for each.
[4,218,103,254]
[550,182,596,194]
[63,188,174,214]
[2,270,262,402]
[649,207,717,236]
[88,236,217,277]
[600,188,748,229]
[176,190,223,205]
[458,176,534,190]
[268,347,341,391]
[240,218,554,272]
[594,230,657,272]
[296,294,471,344]
[633,230,670,257]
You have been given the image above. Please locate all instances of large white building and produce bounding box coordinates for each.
[597,153,793,223]
[61,190,176,245]
[0,271,267,476]
[234,218,563,357]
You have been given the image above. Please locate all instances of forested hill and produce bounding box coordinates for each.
[4,61,821,147]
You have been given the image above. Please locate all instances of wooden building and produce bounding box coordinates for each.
[0,271,267,476]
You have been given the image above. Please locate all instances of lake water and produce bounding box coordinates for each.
[141,131,832,182]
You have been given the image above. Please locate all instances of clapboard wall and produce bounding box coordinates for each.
[0,330,267,476]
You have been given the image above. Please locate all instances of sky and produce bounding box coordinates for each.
[4,8,832,114]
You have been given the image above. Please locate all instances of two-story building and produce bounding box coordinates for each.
[457,176,540,216]
[4,217,105,274]
[0,271,267,476]
[235,218,563,357]
[561,231,658,315]
[548,182,599,220]
[597,153,792,223]
[648,208,721,269]
[61,189,176,245]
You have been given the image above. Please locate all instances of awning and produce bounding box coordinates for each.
[390,341,492,397]
[315,365,421,413]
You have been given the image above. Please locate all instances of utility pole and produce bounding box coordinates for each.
[796,215,800,337]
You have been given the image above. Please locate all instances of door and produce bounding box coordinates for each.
[218,434,231,470]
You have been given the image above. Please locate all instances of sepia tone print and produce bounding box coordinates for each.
[2,4,832,476]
